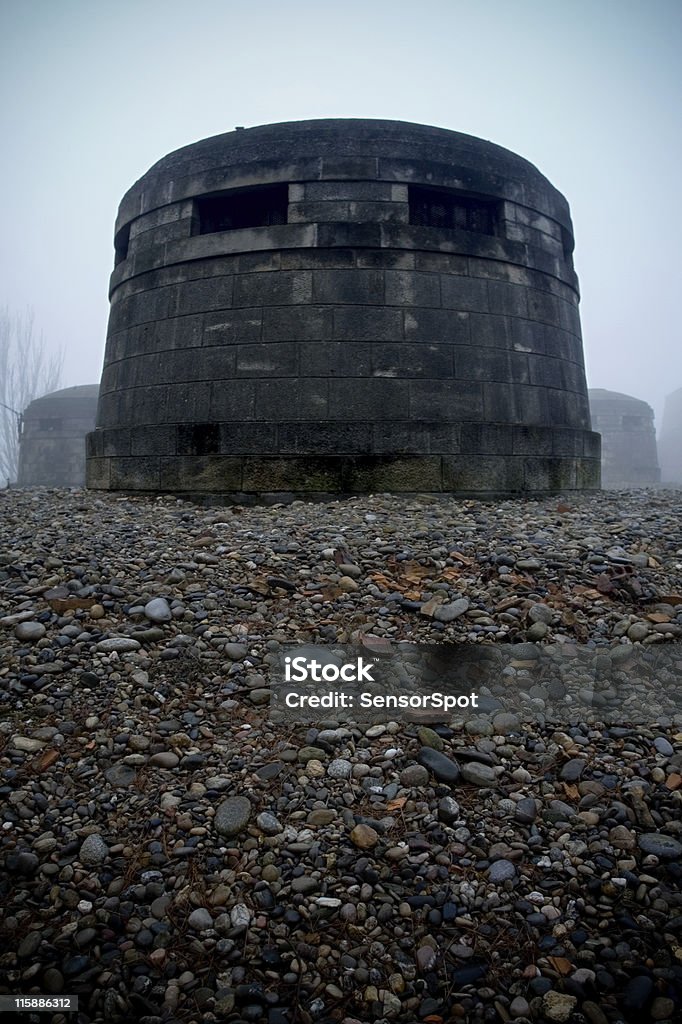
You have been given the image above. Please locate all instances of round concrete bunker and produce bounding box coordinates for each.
[86,119,600,498]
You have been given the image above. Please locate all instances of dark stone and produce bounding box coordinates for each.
[406,895,436,909]
[7,851,39,875]
[529,977,552,995]
[418,747,460,783]
[450,963,487,985]
[620,975,654,1011]
[268,1012,290,1024]
[561,757,587,781]
[63,955,90,976]
[254,762,285,781]
[515,797,538,823]
[638,833,682,858]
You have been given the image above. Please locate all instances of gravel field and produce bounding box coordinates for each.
[1,486,681,1024]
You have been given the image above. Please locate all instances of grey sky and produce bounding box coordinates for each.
[1,0,680,426]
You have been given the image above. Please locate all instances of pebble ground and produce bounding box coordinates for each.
[1,487,681,1024]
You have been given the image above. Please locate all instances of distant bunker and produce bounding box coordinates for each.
[19,384,99,488]
[588,389,660,488]
[659,387,682,485]
[86,118,600,500]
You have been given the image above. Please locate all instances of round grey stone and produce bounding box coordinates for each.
[131,627,165,643]
[224,643,248,660]
[96,637,141,653]
[230,903,252,928]
[74,927,96,948]
[464,717,495,736]
[510,996,531,1018]
[151,896,172,918]
[327,758,352,779]
[433,598,469,622]
[561,757,587,782]
[79,833,108,865]
[417,726,444,751]
[256,811,283,835]
[493,712,521,735]
[509,642,541,660]
[653,736,674,757]
[298,745,327,763]
[248,688,271,705]
[337,563,362,578]
[527,621,548,640]
[461,762,497,787]
[144,597,172,623]
[548,799,576,820]
[214,796,251,837]
[400,764,430,787]
[18,931,42,958]
[188,908,213,931]
[43,968,64,994]
[149,751,179,768]
[416,945,437,971]
[515,797,538,823]
[528,603,553,625]
[11,736,45,752]
[438,796,461,823]
[105,763,137,787]
[651,997,676,1021]
[627,622,649,642]
[516,558,542,570]
[14,621,46,642]
[488,858,516,882]
[291,876,320,894]
[609,824,636,850]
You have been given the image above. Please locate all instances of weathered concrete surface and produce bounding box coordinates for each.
[588,389,660,488]
[87,119,600,499]
[659,387,682,484]
[19,385,99,487]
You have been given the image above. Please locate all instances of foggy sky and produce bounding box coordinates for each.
[1,0,680,427]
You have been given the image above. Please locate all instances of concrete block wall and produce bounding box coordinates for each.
[87,120,600,499]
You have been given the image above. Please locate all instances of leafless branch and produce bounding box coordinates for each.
[0,307,64,483]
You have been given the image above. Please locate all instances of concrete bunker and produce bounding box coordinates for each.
[588,389,660,488]
[19,384,99,487]
[86,119,600,499]
[659,387,682,484]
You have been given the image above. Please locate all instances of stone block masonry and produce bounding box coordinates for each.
[87,119,600,499]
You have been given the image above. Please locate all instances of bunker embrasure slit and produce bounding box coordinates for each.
[408,185,499,236]
[195,184,289,234]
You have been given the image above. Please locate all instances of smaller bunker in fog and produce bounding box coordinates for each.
[588,388,660,488]
[18,385,99,487]
[659,387,682,484]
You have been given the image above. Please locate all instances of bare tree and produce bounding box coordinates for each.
[0,308,64,483]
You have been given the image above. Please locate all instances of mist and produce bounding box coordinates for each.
[1,0,680,426]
